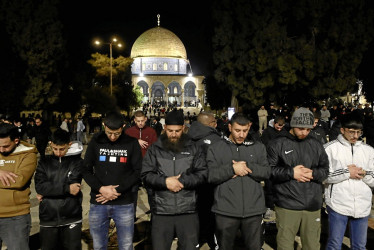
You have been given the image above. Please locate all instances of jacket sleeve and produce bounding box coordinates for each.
[82,140,103,192]
[362,146,374,187]
[248,143,270,181]
[267,143,294,182]
[115,141,142,193]
[68,157,83,184]
[178,146,207,189]
[324,145,350,184]
[0,151,37,189]
[207,144,235,185]
[35,160,69,196]
[141,145,168,190]
[311,143,329,183]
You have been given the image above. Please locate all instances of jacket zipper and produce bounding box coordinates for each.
[237,146,245,217]
[173,156,177,213]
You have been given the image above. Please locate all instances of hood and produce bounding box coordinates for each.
[223,135,254,146]
[12,141,38,155]
[66,141,84,156]
[187,121,219,141]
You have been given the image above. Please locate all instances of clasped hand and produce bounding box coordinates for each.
[232,160,252,178]
[96,185,121,204]
[166,174,184,192]
[348,164,366,179]
[293,165,313,182]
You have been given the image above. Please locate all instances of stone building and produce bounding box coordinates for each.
[130,15,204,108]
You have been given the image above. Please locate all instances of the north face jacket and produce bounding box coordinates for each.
[141,135,207,215]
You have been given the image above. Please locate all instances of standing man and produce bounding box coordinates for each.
[35,129,83,250]
[82,111,142,250]
[141,110,207,250]
[0,123,38,250]
[125,110,157,158]
[187,111,222,248]
[267,107,329,250]
[34,117,52,160]
[324,113,374,249]
[258,105,268,134]
[207,113,270,250]
[76,116,85,144]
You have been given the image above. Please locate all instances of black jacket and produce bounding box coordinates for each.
[267,132,329,211]
[187,121,222,155]
[207,136,270,218]
[35,141,83,226]
[141,134,207,215]
[82,131,142,205]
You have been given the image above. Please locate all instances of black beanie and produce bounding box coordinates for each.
[165,110,184,125]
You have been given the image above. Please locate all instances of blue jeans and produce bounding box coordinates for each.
[0,213,31,250]
[326,206,368,250]
[89,204,134,250]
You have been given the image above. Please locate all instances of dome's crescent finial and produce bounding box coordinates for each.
[157,14,160,27]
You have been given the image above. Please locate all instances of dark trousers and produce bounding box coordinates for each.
[36,142,48,160]
[151,213,199,250]
[264,179,274,209]
[215,213,263,250]
[39,223,82,250]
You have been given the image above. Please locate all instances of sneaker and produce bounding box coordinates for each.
[263,208,276,222]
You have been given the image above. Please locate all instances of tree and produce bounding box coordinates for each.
[87,53,139,113]
[204,75,232,110]
[0,0,66,111]
[212,0,374,109]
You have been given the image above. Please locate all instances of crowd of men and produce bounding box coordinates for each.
[0,102,374,250]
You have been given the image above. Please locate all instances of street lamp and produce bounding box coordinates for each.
[94,38,122,96]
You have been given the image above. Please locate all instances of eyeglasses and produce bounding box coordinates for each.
[345,129,363,137]
[105,130,122,137]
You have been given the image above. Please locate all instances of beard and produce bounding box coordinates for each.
[160,133,188,153]
[0,145,17,156]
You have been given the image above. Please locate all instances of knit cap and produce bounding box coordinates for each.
[165,110,184,125]
[290,107,314,128]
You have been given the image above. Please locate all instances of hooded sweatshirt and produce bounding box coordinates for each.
[0,141,38,217]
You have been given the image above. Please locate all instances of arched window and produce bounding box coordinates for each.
[153,63,157,71]
[163,63,168,70]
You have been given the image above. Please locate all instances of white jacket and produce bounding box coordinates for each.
[324,134,374,218]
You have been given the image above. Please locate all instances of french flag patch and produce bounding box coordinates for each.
[120,157,127,163]
[109,157,117,162]
[99,156,106,161]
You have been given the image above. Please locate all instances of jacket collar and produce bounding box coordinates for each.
[337,134,362,147]
[223,136,254,146]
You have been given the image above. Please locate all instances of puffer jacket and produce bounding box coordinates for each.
[207,136,270,217]
[141,134,207,215]
[324,134,374,218]
[267,132,329,211]
[35,141,83,226]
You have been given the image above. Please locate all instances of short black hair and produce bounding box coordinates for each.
[341,113,363,130]
[274,115,285,125]
[230,113,251,126]
[104,111,125,130]
[0,123,20,141]
[51,129,71,145]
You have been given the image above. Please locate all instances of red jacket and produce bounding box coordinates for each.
[125,125,157,157]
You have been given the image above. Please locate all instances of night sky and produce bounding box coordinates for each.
[60,0,213,75]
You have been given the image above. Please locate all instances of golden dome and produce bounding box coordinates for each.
[130,27,187,59]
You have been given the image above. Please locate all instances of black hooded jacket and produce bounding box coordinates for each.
[35,141,83,226]
[187,121,222,155]
[267,132,329,211]
[207,136,270,217]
